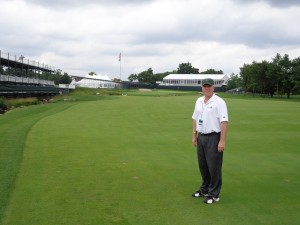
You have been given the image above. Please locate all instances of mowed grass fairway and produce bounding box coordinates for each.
[1,90,299,225]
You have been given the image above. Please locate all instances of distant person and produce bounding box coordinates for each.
[191,78,229,204]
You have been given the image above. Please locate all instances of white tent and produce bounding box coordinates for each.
[71,74,118,89]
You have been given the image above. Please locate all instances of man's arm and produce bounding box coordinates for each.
[218,121,228,152]
[192,120,197,147]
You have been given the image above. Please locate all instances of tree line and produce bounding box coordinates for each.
[127,62,223,84]
[227,53,300,98]
[128,53,300,98]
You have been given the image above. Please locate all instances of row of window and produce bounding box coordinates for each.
[162,79,224,85]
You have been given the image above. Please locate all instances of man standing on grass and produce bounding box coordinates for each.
[191,78,228,204]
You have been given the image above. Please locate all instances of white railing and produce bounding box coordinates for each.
[0,50,55,71]
[0,74,54,86]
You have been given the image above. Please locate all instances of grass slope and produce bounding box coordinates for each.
[1,90,300,225]
[0,102,77,222]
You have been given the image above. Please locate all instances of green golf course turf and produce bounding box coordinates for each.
[0,90,299,225]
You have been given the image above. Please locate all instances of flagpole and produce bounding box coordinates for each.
[119,53,122,80]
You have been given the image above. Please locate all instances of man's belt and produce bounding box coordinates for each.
[198,132,220,136]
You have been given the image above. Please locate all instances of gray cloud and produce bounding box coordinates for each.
[233,0,300,7]
[130,1,300,49]
[1,0,300,78]
[25,0,154,8]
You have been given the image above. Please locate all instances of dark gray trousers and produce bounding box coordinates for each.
[197,133,223,198]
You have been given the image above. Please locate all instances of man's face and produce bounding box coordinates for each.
[202,85,214,95]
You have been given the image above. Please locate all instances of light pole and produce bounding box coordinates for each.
[19,55,25,76]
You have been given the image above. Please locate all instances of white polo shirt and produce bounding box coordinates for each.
[192,93,228,134]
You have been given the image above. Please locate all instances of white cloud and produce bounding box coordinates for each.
[1,0,300,79]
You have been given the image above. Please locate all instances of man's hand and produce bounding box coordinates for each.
[192,135,197,147]
[218,140,225,152]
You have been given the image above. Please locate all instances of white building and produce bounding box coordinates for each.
[160,74,229,88]
[71,74,119,89]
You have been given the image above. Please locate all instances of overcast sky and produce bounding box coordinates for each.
[1,0,300,79]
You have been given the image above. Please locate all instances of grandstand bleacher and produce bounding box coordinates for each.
[0,50,68,97]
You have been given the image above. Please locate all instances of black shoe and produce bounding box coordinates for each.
[203,196,220,204]
[192,190,208,198]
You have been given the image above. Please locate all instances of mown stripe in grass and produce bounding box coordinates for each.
[0,102,77,223]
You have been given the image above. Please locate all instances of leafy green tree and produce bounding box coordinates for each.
[272,54,293,98]
[227,74,242,90]
[255,60,269,95]
[138,68,155,84]
[60,73,72,84]
[128,73,138,82]
[48,69,63,85]
[240,63,255,93]
[265,60,281,97]
[112,78,121,83]
[88,72,97,76]
[128,70,173,84]
[153,71,173,81]
[177,62,199,74]
[200,69,223,74]
[239,53,299,98]
[250,62,261,94]
[240,60,275,96]
[291,57,300,94]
